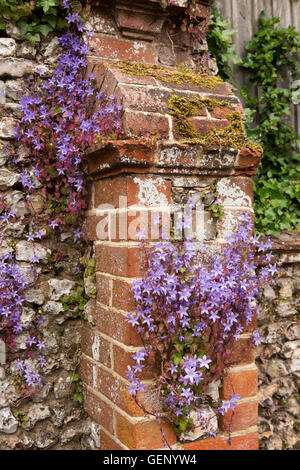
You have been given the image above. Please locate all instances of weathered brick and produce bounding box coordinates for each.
[236,147,262,174]
[162,78,232,96]
[229,337,255,366]
[112,278,133,311]
[105,65,157,87]
[83,386,114,435]
[219,400,258,432]
[157,44,193,68]
[123,110,169,139]
[113,344,157,380]
[83,214,102,241]
[115,413,177,450]
[85,10,117,35]
[216,177,253,208]
[95,244,144,277]
[191,117,230,135]
[210,106,233,120]
[221,367,258,400]
[217,209,254,239]
[157,143,197,169]
[87,141,155,178]
[81,325,111,368]
[96,303,142,347]
[127,175,171,208]
[173,117,229,140]
[96,273,111,306]
[94,177,127,208]
[115,2,166,41]
[213,83,234,96]
[79,356,97,389]
[100,429,124,450]
[198,148,237,170]
[192,3,210,19]
[182,431,258,450]
[96,365,144,417]
[88,207,164,243]
[89,33,157,64]
[116,84,207,117]
[115,84,171,114]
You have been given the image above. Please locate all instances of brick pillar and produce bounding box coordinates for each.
[81,0,262,450]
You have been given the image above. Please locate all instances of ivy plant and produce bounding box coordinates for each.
[241,12,300,235]
[0,0,67,43]
[207,8,300,236]
[206,6,241,84]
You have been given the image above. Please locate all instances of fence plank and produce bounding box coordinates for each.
[215,0,232,21]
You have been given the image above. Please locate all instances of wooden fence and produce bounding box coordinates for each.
[215,0,300,134]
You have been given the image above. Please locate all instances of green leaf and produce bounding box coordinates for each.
[26,33,41,44]
[70,373,80,382]
[173,352,182,366]
[37,0,60,14]
[37,22,53,37]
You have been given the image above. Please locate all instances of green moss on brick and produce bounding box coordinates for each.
[168,94,230,140]
[168,94,263,152]
[109,60,224,89]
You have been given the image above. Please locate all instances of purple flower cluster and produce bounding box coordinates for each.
[125,212,278,438]
[0,251,28,338]
[218,393,240,416]
[15,0,122,238]
[0,221,45,389]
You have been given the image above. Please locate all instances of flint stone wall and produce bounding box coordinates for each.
[257,233,300,450]
[0,27,98,450]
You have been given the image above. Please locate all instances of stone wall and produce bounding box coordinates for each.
[0,27,97,450]
[257,233,300,450]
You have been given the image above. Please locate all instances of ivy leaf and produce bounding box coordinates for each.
[37,0,60,14]
[37,23,53,37]
[27,33,41,44]
[18,20,33,35]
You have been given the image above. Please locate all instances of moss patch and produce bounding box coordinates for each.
[168,94,263,152]
[109,60,224,89]
[168,94,230,140]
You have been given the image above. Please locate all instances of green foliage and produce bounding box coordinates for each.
[208,203,224,220]
[206,6,241,84]
[0,0,67,43]
[61,256,96,319]
[84,257,96,298]
[241,12,300,235]
[61,284,87,319]
[207,8,300,236]
[70,373,83,403]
